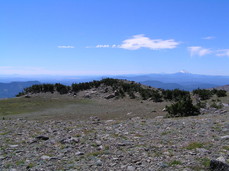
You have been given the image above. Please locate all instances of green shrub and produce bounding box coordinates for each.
[166,96,200,117]
[193,89,213,100]
[162,89,190,102]
[210,101,223,109]
[216,90,227,97]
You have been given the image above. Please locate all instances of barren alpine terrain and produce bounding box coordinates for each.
[0,111,229,170]
[1,81,229,170]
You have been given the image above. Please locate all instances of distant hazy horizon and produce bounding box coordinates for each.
[1,70,229,78]
[1,0,229,76]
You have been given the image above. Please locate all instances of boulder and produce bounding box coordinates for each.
[210,160,229,171]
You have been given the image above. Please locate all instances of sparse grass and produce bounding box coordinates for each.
[16,160,25,166]
[168,160,182,166]
[185,142,205,150]
[161,130,172,135]
[104,145,110,150]
[191,157,211,170]
[200,158,211,167]
[0,131,10,135]
[27,163,35,168]
[112,133,128,140]
[0,96,90,116]
[212,123,223,131]
[223,146,229,151]
[0,93,169,120]
[86,150,107,157]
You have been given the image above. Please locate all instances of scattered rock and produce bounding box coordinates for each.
[127,165,135,171]
[41,155,51,160]
[9,145,18,148]
[105,94,115,99]
[90,116,100,122]
[95,140,102,146]
[60,137,79,144]
[155,116,164,119]
[1,110,229,170]
[96,159,103,166]
[210,159,229,171]
[162,108,166,112]
[220,135,229,140]
[196,148,210,154]
[36,135,49,141]
[75,151,84,156]
[216,156,226,163]
[0,155,6,160]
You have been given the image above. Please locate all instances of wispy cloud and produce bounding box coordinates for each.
[58,45,75,48]
[88,35,180,50]
[188,46,212,56]
[120,34,180,50]
[85,44,119,48]
[202,36,215,40]
[216,49,229,57]
[96,45,110,48]
[95,44,120,48]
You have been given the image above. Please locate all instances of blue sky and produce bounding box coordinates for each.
[1,0,229,76]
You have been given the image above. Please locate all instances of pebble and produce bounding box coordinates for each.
[216,156,226,162]
[75,151,84,156]
[127,165,135,171]
[96,159,103,166]
[1,111,229,170]
[9,145,18,148]
[95,140,102,146]
[36,135,49,140]
[41,155,51,160]
[220,135,229,140]
[0,155,5,160]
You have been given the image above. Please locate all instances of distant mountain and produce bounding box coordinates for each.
[0,72,229,94]
[141,80,184,90]
[0,81,40,98]
[141,80,217,91]
[116,72,229,86]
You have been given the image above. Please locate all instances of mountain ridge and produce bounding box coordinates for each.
[0,81,40,98]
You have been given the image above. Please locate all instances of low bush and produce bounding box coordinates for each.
[166,96,200,117]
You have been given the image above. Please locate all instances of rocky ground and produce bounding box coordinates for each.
[1,112,229,171]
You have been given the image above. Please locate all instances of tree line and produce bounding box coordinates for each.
[17,78,227,118]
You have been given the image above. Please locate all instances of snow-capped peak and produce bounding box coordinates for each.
[179,70,190,74]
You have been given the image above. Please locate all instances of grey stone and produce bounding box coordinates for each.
[95,140,102,146]
[36,135,49,141]
[96,160,103,166]
[221,135,229,140]
[216,156,226,163]
[210,160,229,171]
[75,151,84,156]
[41,155,51,160]
[0,155,6,160]
[9,145,18,148]
[127,166,135,171]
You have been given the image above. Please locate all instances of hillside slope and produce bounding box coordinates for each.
[213,85,229,91]
[0,81,40,98]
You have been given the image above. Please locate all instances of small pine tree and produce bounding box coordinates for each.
[166,96,200,117]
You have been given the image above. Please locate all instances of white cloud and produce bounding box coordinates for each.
[96,45,110,48]
[188,46,212,56]
[202,36,215,40]
[95,44,121,48]
[120,34,180,50]
[58,45,75,48]
[216,49,229,57]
